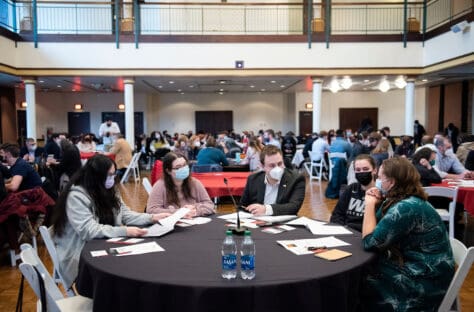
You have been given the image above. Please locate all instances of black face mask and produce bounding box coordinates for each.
[355,172,373,186]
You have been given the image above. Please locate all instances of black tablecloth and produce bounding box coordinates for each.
[76,218,375,312]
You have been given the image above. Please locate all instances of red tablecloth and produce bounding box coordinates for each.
[191,172,251,198]
[432,180,474,216]
[80,152,115,161]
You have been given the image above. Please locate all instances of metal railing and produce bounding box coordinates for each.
[0,0,472,43]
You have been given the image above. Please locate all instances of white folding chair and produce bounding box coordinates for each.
[328,152,347,182]
[438,238,474,312]
[19,244,93,312]
[304,151,327,182]
[424,186,458,239]
[142,177,153,195]
[120,152,142,184]
[9,216,39,267]
[39,226,75,297]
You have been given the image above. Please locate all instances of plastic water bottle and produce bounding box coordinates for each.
[240,230,255,280]
[221,230,237,279]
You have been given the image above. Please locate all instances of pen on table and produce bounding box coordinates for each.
[307,246,327,251]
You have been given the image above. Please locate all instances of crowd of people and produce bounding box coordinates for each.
[1,118,473,312]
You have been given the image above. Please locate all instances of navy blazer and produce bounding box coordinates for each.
[240,168,306,215]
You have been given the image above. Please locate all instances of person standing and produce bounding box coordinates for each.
[413,120,426,147]
[98,118,121,139]
[444,122,460,153]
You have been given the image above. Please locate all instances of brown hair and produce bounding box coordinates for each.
[259,145,282,165]
[162,152,194,207]
[354,154,376,170]
[380,156,427,216]
[248,136,264,153]
[372,139,390,154]
[206,136,216,147]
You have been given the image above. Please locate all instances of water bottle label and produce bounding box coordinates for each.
[222,254,237,270]
[241,255,255,270]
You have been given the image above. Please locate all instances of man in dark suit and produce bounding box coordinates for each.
[240,145,305,216]
[19,138,46,164]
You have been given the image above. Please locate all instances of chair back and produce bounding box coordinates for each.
[142,177,153,195]
[19,244,64,312]
[438,238,474,312]
[38,226,75,296]
[328,152,347,181]
[423,186,458,238]
[120,152,142,184]
[192,164,223,173]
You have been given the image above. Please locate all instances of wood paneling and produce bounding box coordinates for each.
[339,108,378,133]
[444,82,463,129]
[427,86,441,135]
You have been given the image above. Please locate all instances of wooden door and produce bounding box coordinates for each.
[195,111,233,134]
[68,112,90,136]
[339,108,378,133]
[299,111,312,135]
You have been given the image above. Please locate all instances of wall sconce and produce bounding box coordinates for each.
[305,103,313,109]
[378,80,390,92]
[118,103,125,110]
[21,101,27,108]
[394,76,407,89]
[74,103,83,111]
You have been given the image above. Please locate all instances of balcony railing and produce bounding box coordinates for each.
[0,0,472,41]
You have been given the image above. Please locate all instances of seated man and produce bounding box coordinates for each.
[1,143,43,192]
[20,138,46,164]
[240,145,305,216]
[434,136,472,179]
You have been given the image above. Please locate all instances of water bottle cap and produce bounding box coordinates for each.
[244,230,251,236]
[226,230,233,235]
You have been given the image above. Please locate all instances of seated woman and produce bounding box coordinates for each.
[76,134,96,153]
[146,152,215,218]
[196,137,229,167]
[149,131,171,159]
[370,137,390,167]
[51,155,170,289]
[361,157,454,311]
[330,154,377,232]
[412,146,442,186]
[241,136,264,171]
[174,135,191,160]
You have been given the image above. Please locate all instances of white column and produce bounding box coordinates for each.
[124,79,135,149]
[123,0,133,19]
[312,79,323,133]
[24,79,37,139]
[404,79,415,136]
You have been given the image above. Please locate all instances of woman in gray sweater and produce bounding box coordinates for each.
[51,155,169,289]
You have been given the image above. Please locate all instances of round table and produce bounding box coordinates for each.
[433,179,474,216]
[76,218,375,312]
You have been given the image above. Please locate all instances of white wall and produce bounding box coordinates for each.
[295,87,427,135]
[15,90,147,138]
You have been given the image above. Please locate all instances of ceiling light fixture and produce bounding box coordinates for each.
[328,79,341,93]
[21,101,27,108]
[305,103,313,109]
[394,76,407,89]
[340,76,352,89]
[118,103,125,110]
[270,80,276,84]
[169,81,174,84]
[74,103,83,111]
[378,79,390,92]
[280,85,286,88]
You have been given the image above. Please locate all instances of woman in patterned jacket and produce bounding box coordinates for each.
[361,157,454,311]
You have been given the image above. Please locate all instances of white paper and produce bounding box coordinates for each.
[306,224,353,235]
[106,237,124,242]
[286,216,326,226]
[277,225,296,231]
[90,250,108,257]
[123,238,144,244]
[178,217,212,225]
[277,236,350,255]
[252,215,298,223]
[218,211,253,220]
[159,208,190,228]
[110,242,164,256]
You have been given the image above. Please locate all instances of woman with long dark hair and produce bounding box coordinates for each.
[146,152,214,218]
[51,155,170,289]
[411,146,442,186]
[361,157,454,311]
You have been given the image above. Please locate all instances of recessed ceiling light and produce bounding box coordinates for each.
[218,92,224,95]
[39,80,44,83]
[270,80,276,84]
[280,85,286,88]
[180,92,185,95]
[249,85,255,88]
[72,89,76,92]
[158,85,163,88]
[219,88,224,92]
[219,80,227,84]
[189,85,195,88]
[260,88,266,92]
[57,85,62,88]
[363,79,370,83]
[177,89,182,92]
[169,81,174,84]
[422,79,428,82]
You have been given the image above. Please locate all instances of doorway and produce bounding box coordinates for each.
[339,108,378,133]
[68,112,91,136]
[101,112,144,137]
[195,111,233,134]
[299,111,312,135]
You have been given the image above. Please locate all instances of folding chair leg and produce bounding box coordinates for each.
[10,249,20,267]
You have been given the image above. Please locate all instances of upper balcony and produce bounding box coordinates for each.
[0,0,472,47]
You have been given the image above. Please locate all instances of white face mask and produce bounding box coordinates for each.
[105,175,115,189]
[269,166,284,181]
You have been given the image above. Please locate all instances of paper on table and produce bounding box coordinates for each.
[90,250,108,257]
[286,216,326,226]
[314,249,352,261]
[110,242,164,256]
[306,224,353,235]
[178,217,212,225]
[144,208,190,237]
[218,211,253,220]
[252,215,298,223]
[277,236,350,256]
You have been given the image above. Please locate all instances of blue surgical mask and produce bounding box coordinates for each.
[175,165,190,180]
[105,175,115,189]
[375,179,387,196]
